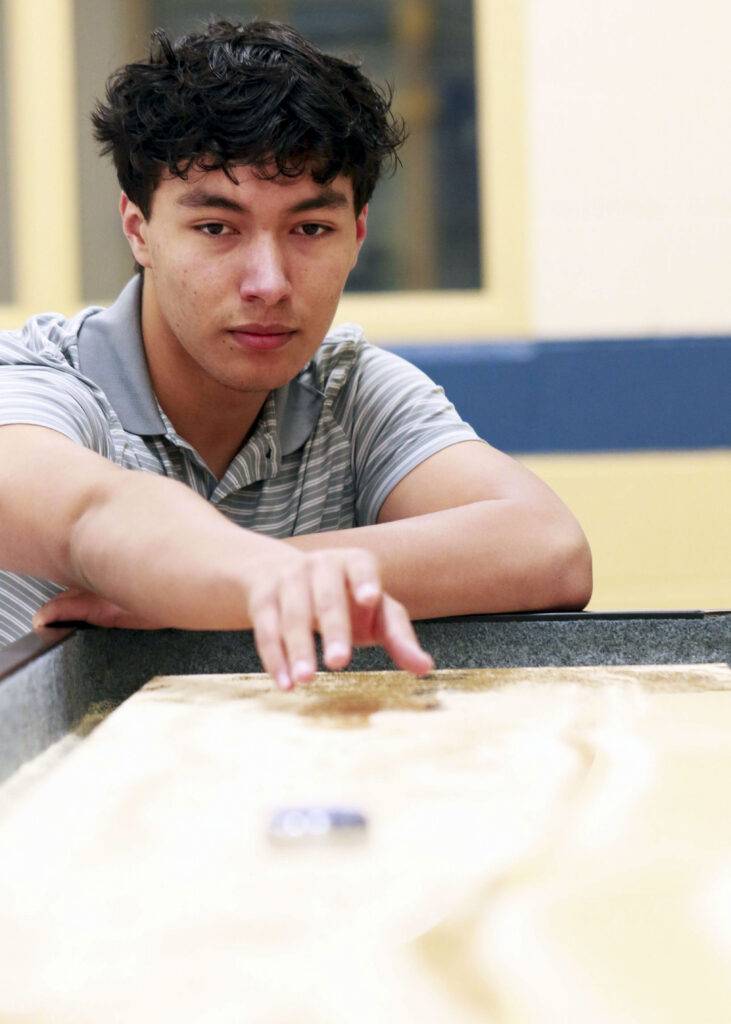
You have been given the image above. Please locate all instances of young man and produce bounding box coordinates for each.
[0,20,591,687]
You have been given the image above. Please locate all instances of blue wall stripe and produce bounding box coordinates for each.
[385,336,731,453]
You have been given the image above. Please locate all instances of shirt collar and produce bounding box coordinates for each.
[76,276,324,454]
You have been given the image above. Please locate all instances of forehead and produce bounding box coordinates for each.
[154,162,356,209]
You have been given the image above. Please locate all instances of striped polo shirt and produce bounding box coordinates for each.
[0,277,478,646]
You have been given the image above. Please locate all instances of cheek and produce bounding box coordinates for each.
[304,252,352,304]
[153,247,211,307]
[150,231,199,278]
[301,276,343,332]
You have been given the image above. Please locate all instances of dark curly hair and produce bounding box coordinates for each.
[91,18,406,218]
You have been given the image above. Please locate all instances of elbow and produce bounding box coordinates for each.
[549,524,593,610]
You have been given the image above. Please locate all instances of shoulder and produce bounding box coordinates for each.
[305,322,365,397]
[306,323,429,404]
[0,304,117,450]
[0,304,102,370]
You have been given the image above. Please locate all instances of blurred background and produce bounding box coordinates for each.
[0,0,728,610]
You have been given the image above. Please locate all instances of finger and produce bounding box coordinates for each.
[344,550,382,608]
[378,597,434,676]
[278,570,317,685]
[310,557,351,670]
[32,591,158,630]
[32,590,98,627]
[250,598,292,691]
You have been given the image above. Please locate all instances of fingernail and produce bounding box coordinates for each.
[277,672,292,691]
[32,613,46,629]
[292,660,314,683]
[355,584,379,604]
[325,641,349,666]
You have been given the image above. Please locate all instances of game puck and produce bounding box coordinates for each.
[268,805,367,842]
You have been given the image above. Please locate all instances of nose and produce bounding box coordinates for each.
[238,232,291,306]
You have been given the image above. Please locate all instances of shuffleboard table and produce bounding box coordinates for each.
[0,611,729,1022]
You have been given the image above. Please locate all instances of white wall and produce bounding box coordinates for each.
[527,0,731,337]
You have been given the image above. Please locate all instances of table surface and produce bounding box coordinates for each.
[2,662,731,1022]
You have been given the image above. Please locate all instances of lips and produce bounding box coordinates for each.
[228,324,296,352]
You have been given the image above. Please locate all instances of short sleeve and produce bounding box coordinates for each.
[334,344,480,525]
[0,330,114,458]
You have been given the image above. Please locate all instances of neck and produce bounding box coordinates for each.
[140,276,268,479]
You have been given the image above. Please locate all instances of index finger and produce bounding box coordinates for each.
[377,597,434,676]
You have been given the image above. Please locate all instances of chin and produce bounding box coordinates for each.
[218,370,291,394]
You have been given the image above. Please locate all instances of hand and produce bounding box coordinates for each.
[33,587,163,631]
[241,547,434,688]
[32,548,434,688]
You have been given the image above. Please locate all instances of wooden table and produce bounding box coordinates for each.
[2,656,731,1022]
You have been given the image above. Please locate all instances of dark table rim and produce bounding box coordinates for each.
[2,610,727,684]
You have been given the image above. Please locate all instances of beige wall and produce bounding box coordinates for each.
[0,0,14,303]
[527,0,731,337]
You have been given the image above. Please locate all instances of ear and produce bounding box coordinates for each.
[119,193,152,269]
[352,204,368,267]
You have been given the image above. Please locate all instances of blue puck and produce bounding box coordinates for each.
[268,805,367,841]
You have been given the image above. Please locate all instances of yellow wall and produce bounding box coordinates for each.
[522,451,731,612]
[3,0,80,313]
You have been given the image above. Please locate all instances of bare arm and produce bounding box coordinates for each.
[0,426,286,623]
[0,425,432,683]
[288,441,592,617]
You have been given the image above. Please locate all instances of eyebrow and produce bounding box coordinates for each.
[175,186,352,215]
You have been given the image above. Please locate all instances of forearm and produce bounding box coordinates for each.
[287,500,592,618]
[69,472,285,629]
[37,468,434,683]
[13,429,432,683]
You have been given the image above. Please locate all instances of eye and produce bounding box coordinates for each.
[197,222,233,237]
[295,223,331,238]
